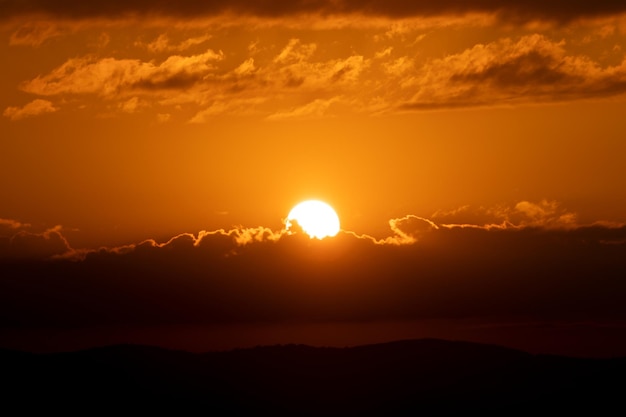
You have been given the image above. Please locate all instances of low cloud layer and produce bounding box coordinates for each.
[0,200,599,261]
[432,200,582,230]
[2,202,625,330]
[0,224,72,260]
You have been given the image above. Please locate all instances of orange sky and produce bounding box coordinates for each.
[1,1,626,355]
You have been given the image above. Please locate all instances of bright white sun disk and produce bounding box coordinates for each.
[286,200,340,239]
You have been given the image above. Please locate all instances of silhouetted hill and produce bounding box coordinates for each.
[2,339,624,415]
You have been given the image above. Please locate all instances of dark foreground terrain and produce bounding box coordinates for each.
[2,339,625,415]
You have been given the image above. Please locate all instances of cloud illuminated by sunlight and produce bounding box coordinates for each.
[3,99,58,120]
[0,201,623,262]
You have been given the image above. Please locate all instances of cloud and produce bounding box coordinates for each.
[513,200,578,228]
[374,47,393,59]
[348,215,439,245]
[0,219,87,261]
[2,225,73,260]
[188,97,266,122]
[229,226,285,245]
[382,56,414,76]
[107,227,285,257]
[188,101,230,121]
[118,96,145,113]
[156,113,171,122]
[8,22,65,46]
[274,38,317,64]
[234,58,256,76]
[140,34,170,52]
[398,34,626,110]
[137,34,213,53]
[1,202,625,335]
[269,39,367,91]
[267,97,339,120]
[15,36,370,119]
[0,200,613,264]
[0,218,30,232]
[2,1,626,24]
[21,49,224,98]
[433,200,582,230]
[15,28,626,119]
[3,99,58,120]
[1,216,625,330]
[269,41,368,91]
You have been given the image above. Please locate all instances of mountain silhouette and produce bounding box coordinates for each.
[2,339,624,415]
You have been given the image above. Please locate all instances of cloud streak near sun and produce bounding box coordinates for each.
[1,201,622,262]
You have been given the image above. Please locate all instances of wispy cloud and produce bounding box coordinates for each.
[10,28,626,120]
[8,22,65,46]
[267,97,340,120]
[433,200,586,230]
[21,50,224,97]
[188,97,266,122]
[348,215,440,245]
[136,34,213,53]
[3,99,58,120]
[398,34,626,110]
[0,218,31,232]
[118,96,146,113]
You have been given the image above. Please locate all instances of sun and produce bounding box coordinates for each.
[286,200,340,239]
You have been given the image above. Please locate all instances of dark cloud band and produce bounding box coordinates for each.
[2,1,626,22]
[2,224,626,328]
